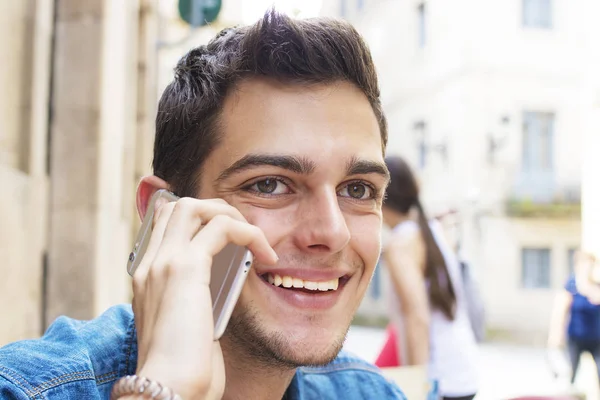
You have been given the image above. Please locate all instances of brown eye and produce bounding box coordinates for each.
[256,179,279,194]
[246,177,290,196]
[338,182,373,200]
[348,184,366,199]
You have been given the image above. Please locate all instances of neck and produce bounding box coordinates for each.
[220,335,296,400]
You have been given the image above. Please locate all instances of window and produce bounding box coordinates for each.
[357,0,364,11]
[522,248,551,288]
[417,3,426,48]
[516,111,555,202]
[522,111,554,173]
[340,0,347,17]
[567,248,577,277]
[523,0,552,29]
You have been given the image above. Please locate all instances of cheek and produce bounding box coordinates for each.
[236,205,292,246]
[348,218,382,272]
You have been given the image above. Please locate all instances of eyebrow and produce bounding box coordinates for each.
[216,153,390,183]
[217,154,316,181]
[346,156,390,182]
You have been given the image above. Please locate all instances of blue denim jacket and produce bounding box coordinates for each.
[0,305,406,399]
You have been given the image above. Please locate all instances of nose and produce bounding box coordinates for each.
[292,188,351,254]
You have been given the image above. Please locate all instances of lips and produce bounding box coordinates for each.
[252,270,350,314]
[252,264,353,309]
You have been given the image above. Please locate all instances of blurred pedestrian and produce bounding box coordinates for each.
[434,209,486,344]
[548,251,600,385]
[379,155,479,400]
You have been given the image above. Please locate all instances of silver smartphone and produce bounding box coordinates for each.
[127,189,253,340]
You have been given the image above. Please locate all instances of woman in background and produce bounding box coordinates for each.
[381,156,478,400]
[548,251,600,385]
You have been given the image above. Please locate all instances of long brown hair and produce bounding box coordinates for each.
[384,156,457,320]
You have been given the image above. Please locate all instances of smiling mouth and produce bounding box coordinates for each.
[259,273,349,293]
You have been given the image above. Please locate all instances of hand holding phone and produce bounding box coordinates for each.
[128,189,278,400]
[128,189,255,339]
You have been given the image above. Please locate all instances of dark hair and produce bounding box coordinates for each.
[153,10,387,197]
[384,156,457,320]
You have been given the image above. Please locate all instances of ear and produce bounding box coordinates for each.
[136,175,171,221]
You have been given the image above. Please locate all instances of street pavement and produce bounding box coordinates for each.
[343,325,598,400]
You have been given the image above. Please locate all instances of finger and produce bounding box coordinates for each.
[150,199,248,285]
[134,200,176,281]
[132,200,176,365]
[160,198,248,250]
[191,215,278,266]
[154,199,252,278]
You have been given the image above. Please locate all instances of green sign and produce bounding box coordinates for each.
[178,0,222,27]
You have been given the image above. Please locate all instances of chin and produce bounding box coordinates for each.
[281,326,348,366]
[224,302,351,368]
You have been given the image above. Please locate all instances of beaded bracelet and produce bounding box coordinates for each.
[110,375,183,400]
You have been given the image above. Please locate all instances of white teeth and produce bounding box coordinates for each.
[292,278,304,288]
[267,273,339,291]
[282,276,293,288]
[304,281,318,290]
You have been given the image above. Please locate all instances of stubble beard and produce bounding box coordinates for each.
[223,301,349,370]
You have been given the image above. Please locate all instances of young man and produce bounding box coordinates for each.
[0,11,405,400]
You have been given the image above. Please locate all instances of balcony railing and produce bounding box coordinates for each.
[505,172,580,218]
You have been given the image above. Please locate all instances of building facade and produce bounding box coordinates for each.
[0,0,160,345]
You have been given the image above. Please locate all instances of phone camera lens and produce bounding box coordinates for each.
[128,252,136,263]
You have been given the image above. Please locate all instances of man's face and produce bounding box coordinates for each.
[199,78,388,366]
